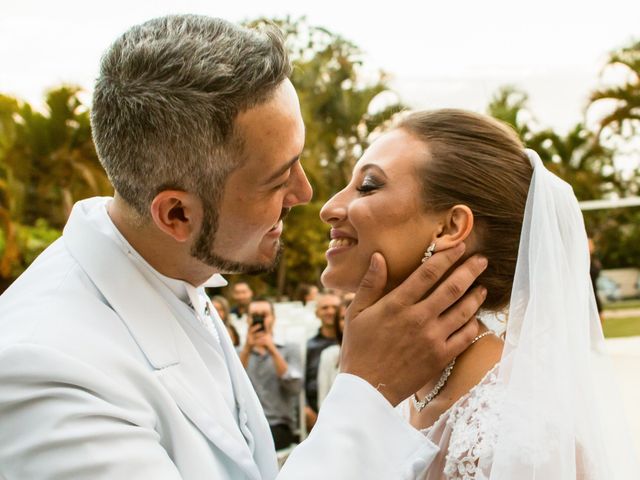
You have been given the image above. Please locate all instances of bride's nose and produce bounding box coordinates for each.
[320,190,348,225]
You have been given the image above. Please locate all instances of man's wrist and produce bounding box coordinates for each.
[340,368,402,406]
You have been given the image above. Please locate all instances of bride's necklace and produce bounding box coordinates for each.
[412,330,494,412]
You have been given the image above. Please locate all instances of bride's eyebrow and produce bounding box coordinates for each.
[359,164,388,179]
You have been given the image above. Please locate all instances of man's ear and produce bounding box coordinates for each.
[434,204,474,248]
[149,190,202,243]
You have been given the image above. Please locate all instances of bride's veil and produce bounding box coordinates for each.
[489,149,638,479]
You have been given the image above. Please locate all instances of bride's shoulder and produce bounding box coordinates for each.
[449,331,503,398]
[438,330,503,410]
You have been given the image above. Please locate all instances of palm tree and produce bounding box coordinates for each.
[488,86,623,200]
[4,86,112,228]
[0,94,24,283]
[0,87,112,290]
[527,125,622,200]
[589,40,640,138]
[486,85,533,140]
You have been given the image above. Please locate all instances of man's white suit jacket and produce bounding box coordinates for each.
[0,198,437,479]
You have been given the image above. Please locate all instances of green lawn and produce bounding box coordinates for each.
[603,316,640,338]
[604,299,640,311]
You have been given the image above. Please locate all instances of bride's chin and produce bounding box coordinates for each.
[320,267,357,293]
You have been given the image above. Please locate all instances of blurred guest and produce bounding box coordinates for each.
[306,285,319,304]
[239,298,303,450]
[230,281,253,319]
[296,283,319,306]
[304,292,340,429]
[211,295,240,347]
[317,296,350,408]
[589,237,604,324]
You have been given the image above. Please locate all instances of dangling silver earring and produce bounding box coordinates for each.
[422,242,436,263]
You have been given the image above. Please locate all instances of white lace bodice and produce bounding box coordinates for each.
[399,364,504,480]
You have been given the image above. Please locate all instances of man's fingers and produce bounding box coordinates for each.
[438,285,487,336]
[445,315,481,358]
[392,243,467,307]
[348,252,388,317]
[420,253,488,315]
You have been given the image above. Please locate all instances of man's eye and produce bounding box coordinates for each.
[274,179,290,190]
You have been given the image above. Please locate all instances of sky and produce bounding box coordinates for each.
[1,0,639,134]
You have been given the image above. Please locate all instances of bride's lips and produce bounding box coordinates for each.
[326,228,358,258]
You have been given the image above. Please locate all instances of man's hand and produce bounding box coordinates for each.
[339,243,488,406]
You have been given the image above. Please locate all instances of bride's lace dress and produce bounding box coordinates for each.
[399,364,504,480]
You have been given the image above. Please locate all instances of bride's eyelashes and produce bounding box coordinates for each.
[355,176,384,195]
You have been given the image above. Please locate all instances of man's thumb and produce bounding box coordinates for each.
[348,252,387,317]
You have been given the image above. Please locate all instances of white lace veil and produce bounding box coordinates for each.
[490,149,638,479]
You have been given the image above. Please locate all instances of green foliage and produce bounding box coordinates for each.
[1,20,639,294]
[0,87,112,290]
[0,218,62,291]
[584,208,640,268]
[277,201,329,295]
[249,17,404,200]
[487,82,640,269]
[589,40,640,139]
[584,40,640,268]
[15,219,62,267]
[487,86,532,140]
[487,86,626,201]
[4,86,112,227]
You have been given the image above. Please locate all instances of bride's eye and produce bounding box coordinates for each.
[356,177,383,194]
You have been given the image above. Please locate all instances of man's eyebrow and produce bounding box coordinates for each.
[265,155,300,184]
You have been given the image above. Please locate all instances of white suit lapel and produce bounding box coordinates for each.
[206,301,279,474]
[62,199,271,480]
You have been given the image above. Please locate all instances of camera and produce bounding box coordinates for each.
[250,313,266,332]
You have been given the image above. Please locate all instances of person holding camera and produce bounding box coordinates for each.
[239,298,303,450]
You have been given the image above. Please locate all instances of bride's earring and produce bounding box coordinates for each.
[421,242,436,263]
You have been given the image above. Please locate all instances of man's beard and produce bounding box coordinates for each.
[190,200,288,275]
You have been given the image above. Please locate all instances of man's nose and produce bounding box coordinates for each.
[284,163,313,207]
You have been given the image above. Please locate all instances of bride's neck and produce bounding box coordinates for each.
[411,322,503,429]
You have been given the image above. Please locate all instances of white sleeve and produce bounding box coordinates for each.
[278,373,438,480]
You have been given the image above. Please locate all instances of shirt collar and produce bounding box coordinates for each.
[97,200,227,312]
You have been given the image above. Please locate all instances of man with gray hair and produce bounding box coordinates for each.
[0,15,487,479]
